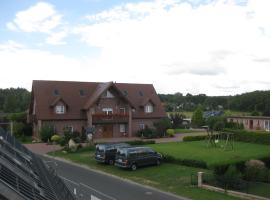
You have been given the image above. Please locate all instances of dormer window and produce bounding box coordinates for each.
[55,105,65,114]
[102,90,114,98]
[145,103,153,113]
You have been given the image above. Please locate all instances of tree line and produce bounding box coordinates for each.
[0,88,31,113]
[159,90,270,116]
[0,87,270,116]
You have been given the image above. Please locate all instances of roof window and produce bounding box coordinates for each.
[123,90,128,96]
[53,89,59,96]
[79,89,85,96]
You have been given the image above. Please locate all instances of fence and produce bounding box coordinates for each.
[192,172,270,199]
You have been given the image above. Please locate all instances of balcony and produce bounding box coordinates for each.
[92,113,129,124]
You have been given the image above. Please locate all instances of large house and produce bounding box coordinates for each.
[28,80,167,139]
[227,116,270,131]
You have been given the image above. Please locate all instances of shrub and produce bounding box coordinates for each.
[125,140,155,145]
[166,129,175,137]
[244,160,268,182]
[51,134,61,143]
[215,165,242,190]
[13,122,25,137]
[137,126,157,139]
[40,125,54,142]
[153,118,172,137]
[169,113,186,128]
[183,135,207,142]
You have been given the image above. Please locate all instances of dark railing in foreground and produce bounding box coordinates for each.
[0,128,76,200]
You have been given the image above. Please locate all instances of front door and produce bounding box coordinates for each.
[102,124,113,138]
[249,120,253,129]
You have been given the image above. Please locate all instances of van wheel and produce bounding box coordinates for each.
[156,159,161,166]
[109,160,114,165]
[131,163,137,171]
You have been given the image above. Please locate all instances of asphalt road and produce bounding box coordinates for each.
[41,156,188,200]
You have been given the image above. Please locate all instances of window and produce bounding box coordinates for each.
[119,107,126,114]
[144,104,153,113]
[102,108,113,115]
[105,90,114,98]
[139,91,143,96]
[55,105,65,114]
[123,90,128,96]
[53,89,59,96]
[139,123,145,130]
[79,89,85,96]
[120,124,126,133]
[264,120,270,131]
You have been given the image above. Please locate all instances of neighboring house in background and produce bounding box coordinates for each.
[28,80,167,139]
[227,116,270,131]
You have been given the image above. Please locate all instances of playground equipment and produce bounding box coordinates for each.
[203,126,234,151]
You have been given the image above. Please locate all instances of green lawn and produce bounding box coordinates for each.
[147,141,270,168]
[49,147,239,200]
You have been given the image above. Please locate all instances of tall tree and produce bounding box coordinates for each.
[192,105,204,127]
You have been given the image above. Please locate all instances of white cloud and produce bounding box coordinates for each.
[7,2,68,45]
[46,30,68,45]
[72,0,270,95]
[2,0,270,95]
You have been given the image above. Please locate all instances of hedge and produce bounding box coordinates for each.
[183,135,207,142]
[162,153,207,169]
[125,140,156,145]
[223,128,270,145]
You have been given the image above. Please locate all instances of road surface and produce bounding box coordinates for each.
[41,156,189,200]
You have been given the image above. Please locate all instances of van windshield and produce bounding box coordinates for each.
[117,149,127,158]
[96,145,106,152]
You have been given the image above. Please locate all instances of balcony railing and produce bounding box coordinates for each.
[92,113,129,123]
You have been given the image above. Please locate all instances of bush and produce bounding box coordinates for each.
[153,118,172,137]
[223,128,270,145]
[125,140,156,145]
[13,122,25,137]
[137,126,157,139]
[40,125,54,142]
[183,135,207,142]
[51,134,61,143]
[244,160,268,182]
[215,165,242,190]
[166,129,175,137]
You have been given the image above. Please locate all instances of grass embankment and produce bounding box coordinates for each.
[49,147,239,200]
[148,141,270,168]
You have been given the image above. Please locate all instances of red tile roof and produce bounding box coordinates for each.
[31,80,167,120]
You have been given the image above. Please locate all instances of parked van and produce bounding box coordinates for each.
[114,147,162,170]
[95,143,131,165]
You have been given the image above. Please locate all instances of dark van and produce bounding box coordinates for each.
[114,147,162,170]
[95,143,131,165]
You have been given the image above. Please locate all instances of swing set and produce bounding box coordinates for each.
[203,126,234,151]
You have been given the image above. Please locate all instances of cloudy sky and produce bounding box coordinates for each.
[0,0,270,95]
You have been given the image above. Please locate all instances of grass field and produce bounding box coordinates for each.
[49,147,239,200]
[148,141,270,168]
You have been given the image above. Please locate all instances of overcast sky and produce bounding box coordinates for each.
[0,0,270,95]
